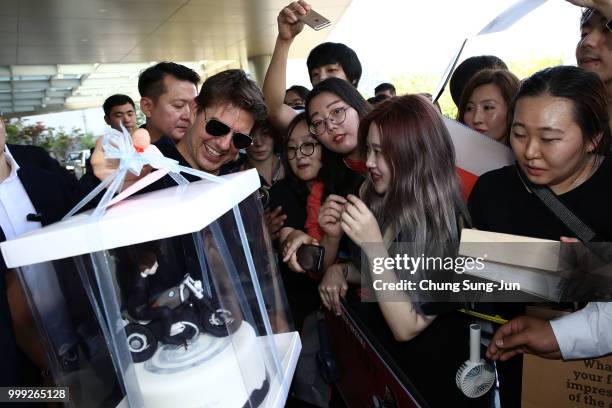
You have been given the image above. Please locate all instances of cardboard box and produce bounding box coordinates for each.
[522,307,612,408]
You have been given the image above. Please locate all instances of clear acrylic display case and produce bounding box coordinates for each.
[1,169,301,408]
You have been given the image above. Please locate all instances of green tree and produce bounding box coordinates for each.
[79,131,96,150]
[47,127,82,162]
[389,57,565,119]
[6,120,51,146]
[5,119,93,163]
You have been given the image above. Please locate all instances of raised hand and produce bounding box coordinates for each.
[91,128,152,189]
[278,1,311,41]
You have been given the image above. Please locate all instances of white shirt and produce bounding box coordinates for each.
[550,302,612,359]
[0,146,41,240]
[0,146,77,353]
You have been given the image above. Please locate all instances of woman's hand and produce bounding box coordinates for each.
[341,195,383,247]
[318,194,347,239]
[264,206,287,240]
[281,229,319,273]
[319,263,348,315]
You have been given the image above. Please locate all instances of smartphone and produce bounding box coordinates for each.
[296,244,325,274]
[298,9,331,31]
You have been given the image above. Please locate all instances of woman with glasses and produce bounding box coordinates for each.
[266,112,325,329]
[284,78,371,271]
[306,77,369,173]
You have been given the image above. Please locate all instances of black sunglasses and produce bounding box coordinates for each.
[205,117,252,149]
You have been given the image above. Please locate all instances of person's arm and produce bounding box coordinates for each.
[550,302,612,359]
[361,241,435,341]
[486,315,561,361]
[262,1,311,131]
[566,0,612,20]
[5,270,48,371]
[320,234,341,270]
[341,195,435,341]
[318,262,360,316]
[317,194,347,267]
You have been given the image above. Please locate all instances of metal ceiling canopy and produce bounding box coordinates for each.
[0,0,351,117]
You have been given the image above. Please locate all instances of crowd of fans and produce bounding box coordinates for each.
[1,0,612,407]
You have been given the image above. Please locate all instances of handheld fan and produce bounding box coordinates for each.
[455,324,496,398]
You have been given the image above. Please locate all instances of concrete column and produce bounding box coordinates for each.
[247,54,272,88]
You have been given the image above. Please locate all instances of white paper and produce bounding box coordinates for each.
[443,117,514,176]
[478,0,548,35]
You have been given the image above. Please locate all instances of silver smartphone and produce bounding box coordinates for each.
[298,9,331,31]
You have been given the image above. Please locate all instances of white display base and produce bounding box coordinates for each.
[260,331,302,408]
[116,331,301,408]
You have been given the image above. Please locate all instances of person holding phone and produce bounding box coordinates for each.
[281,78,370,273]
[263,0,362,132]
[265,113,325,329]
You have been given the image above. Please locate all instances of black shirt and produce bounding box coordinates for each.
[267,178,321,330]
[466,157,612,408]
[268,178,307,231]
[468,156,612,240]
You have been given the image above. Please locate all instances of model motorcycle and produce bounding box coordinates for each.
[123,273,241,363]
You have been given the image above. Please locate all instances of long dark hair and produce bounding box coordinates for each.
[305,77,370,197]
[360,95,464,243]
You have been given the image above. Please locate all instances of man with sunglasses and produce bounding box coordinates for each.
[157,69,266,176]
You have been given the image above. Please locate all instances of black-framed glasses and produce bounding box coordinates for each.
[286,142,320,160]
[204,116,252,149]
[309,106,349,136]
